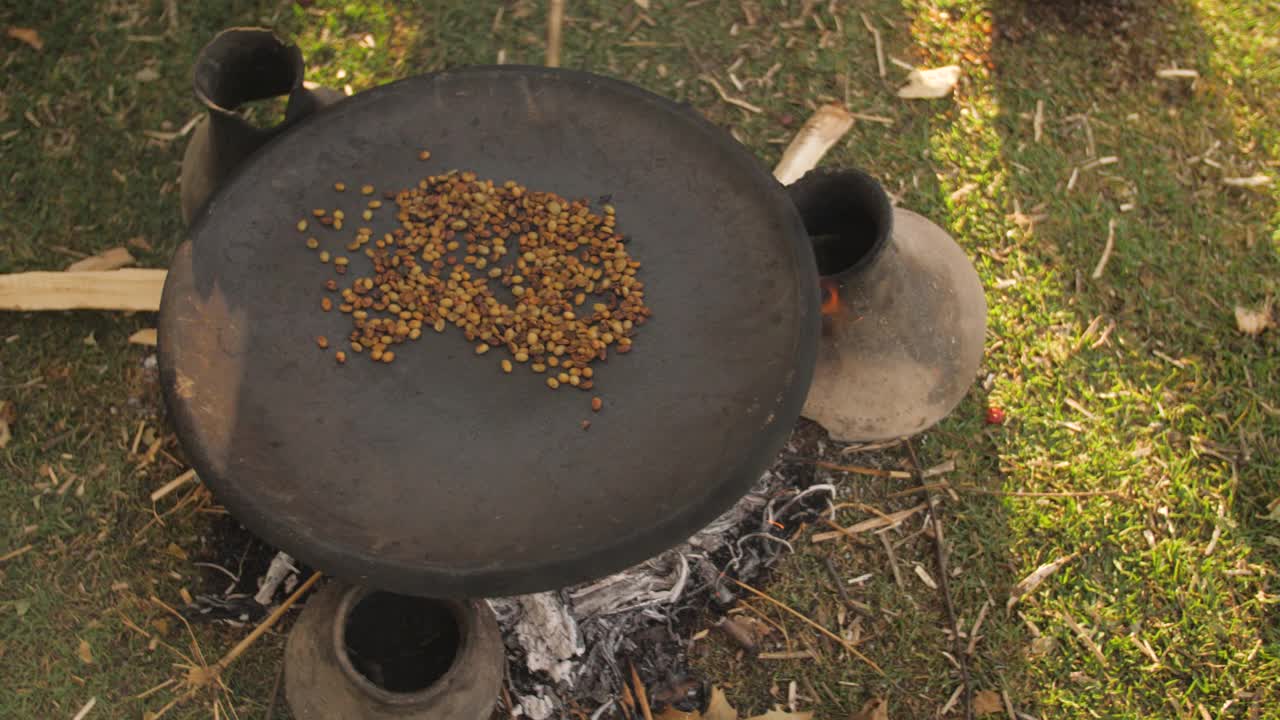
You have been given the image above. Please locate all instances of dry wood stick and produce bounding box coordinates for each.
[546,0,566,67]
[0,269,166,311]
[906,438,973,720]
[725,576,883,675]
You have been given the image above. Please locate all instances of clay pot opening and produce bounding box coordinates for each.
[790,170,894,279]
[337,590,463,696]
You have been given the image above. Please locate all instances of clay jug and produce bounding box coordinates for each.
[181,28,343,226]
[789,169,987,441]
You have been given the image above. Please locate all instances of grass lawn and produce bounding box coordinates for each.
[2,0,1277,718]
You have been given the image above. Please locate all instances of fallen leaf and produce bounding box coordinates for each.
[1007,553,1077,610]
[850,698,889,720]
[972,690,1002,716]
[705,688,739,720]
[0,400,14,449]
[66,247,135,272]
[83,331,97,347]
[14,599,31,617]
[127,235,154,251]
[745,712,813,720]
[6,26,43,50]
[77,638,94,664]
[1234,304,1273,336]
[897,65,961,99]
[135,67,160,82]
[129,328,158,347]
[164,543,188,561]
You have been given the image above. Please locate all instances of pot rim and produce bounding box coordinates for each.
[331,586,474,707]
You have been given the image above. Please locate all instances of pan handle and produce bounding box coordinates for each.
[785,169,894,280]
[180,28,344,226]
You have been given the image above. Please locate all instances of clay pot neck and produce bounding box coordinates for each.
[786,169,894,281]
[193,27,304,122]
[333,587,469,706]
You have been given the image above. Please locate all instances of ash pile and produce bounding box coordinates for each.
[493,432,839,719]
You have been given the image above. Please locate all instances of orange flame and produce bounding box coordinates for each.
[820,278,841,316]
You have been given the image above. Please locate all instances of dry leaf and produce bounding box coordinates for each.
[127,235,154,251]
[0,400,14,449]
[897,65,961,99]
[746,712,813,720]
[6,27,43,50]
[77,638,94,664]
[1234,304,1273,336]
[705,688,739,720]
[66,247,135,272]
[972,690,1002,716]
[850,698,889,720]
[656,708,701,720]
[1007,553,1077,610]
[135,67,160,82]
[129,328,158,347]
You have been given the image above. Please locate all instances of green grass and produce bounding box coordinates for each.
[2,0,1278,718]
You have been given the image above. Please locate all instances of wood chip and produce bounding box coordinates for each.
[1007,553,1077,610]
[0,399,12,449]
[150,469,197,502]
[1222,174,1272,188]
[1156,68,1199,79]
[879,532,904,588]
[71,697,97,720]
[860,13,885,78]
[1061,611,1108,667]
[914,563,938,589]
[545,0,565,67]
[0,543,34,563]
[1091,218,1116,280]
[77,638,94,664]
[897,66,961,99]
[6,26,43,50]
[772,104,855,185]
[940,685,964,716]
[65,247,135,273]
[699,74,763,114]
[966,599,992,655]
[129,328,158,347]
[812,503,927,543]
[757,650,817,661]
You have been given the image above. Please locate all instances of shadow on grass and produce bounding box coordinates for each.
[986,0,1279,714]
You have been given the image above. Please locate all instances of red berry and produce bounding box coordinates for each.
[985,406,1006,425]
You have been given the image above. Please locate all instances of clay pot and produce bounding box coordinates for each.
[285,581,504,720]
[789,170,987,441]
[180,28,342,226]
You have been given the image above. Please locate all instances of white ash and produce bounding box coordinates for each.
[491,466,835,717]
[254,551,299,606]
